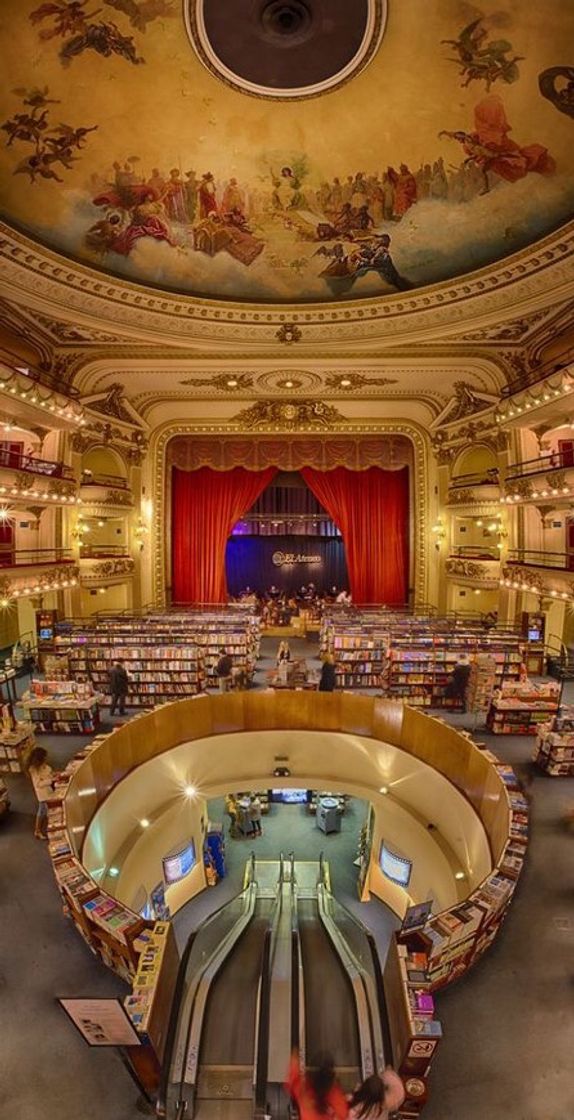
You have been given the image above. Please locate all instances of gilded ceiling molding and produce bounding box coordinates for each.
[232,399,346,429]
[2,221,574,348]
[150,419,430,609]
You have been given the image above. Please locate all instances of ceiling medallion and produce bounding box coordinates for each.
[186,1,387,101]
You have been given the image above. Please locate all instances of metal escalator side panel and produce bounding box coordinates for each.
[253,854,286,1110]
[159,879,257,1119]
[180,881,259,1102]
[290,863,305,1070]
[317,884,375,1080]
[266,879,297,1086]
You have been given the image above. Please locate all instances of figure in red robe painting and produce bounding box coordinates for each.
[198,172,218,219]
[439,94,556,194]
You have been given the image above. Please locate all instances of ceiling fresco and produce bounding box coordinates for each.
[0,0,573,305]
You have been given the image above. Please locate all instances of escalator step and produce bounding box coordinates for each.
[197,1065,253,1100]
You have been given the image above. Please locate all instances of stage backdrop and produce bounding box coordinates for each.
[171,458,409,604]
[225,536,349,597]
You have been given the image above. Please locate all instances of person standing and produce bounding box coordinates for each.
[318,656,337,692]
[216,648,233,692]
[25,746,55,839]
[348,1071,405,1120]
[109,659,129,716]
[248,794,263,837]
[285,1051,348,1120]
[277,640,291,663]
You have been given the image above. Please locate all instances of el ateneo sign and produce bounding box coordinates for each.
[272,550,322,567]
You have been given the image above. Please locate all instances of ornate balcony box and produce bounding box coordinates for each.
[446,556,500,589]
[79,472,134,515]
[79,554,135,587]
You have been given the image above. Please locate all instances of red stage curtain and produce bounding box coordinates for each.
[301,466,409,604]
[172,466,276,603]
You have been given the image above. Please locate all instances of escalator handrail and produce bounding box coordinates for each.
[317,882,375,1078]
[253,853,287,1109]
[290,858,305,1066]
[318,882,387,1076]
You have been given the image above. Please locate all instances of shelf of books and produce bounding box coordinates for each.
[124,921,179,1060]
[55,610,260,701]
[486,679,560,734]
[321,613,534,706]
[396,755,528,993]
[20,680,101,734]
[0,720,35,773]
[533,709,574,775]
[383,936,441,1117]
[46,748,150,982]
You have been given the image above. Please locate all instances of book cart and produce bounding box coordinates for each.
[533,708,574,775]
[20,680,101,734]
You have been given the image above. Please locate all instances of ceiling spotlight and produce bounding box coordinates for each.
[108,867,120,877]
[140,818,150,828]
[379,785,389,794]
[454,871,466,881]
[226,378,238,388]
[184,784,198,798]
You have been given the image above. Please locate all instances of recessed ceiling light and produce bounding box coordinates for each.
[227,379,238,387]
[140,819,150,828]
[184,784,197,798]
[379,785,389,794]
[340,378,352,387]
[109,867,120,877]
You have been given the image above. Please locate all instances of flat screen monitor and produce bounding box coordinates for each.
[39,628,53,640]
[528,628,541,641]
[270,788,308,804]
[162,840,196,885]
[380,841,412,887]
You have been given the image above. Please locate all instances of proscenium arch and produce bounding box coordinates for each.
[149,420,429,606]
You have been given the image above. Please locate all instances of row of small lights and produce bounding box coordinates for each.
[501,485,570,503]
[0,485,81,503]
[499,577,573,601]
[2,367,86,425]
[0,577,78,608]
[495,379,572,423]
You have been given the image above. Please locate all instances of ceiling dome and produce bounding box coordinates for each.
[0,0,572,306]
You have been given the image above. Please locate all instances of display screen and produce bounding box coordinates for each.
[528,628,541,641]
[271,788,308,803]
[162,840,196,884]
[380,841,412,887]
[39,628,53,640]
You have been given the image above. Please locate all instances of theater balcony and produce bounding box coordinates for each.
[0,550,78,605]
[79,545,135,587]
[447,468,500,512]
[79,470,134,516]
[494,369,574,431]
[446,546,501,590]
[0,449,80,508]
[501,451,574,506]
[0,362,86,431]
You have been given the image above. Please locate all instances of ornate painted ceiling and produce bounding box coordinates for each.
[0,0,573,307]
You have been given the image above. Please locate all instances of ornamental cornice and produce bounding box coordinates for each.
[80,557,135,582]
[2,220,574,348]
[445,558,500,585]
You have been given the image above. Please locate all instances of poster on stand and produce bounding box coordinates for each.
[57,997,141,1047]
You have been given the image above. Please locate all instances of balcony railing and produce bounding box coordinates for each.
[505,450,574,481]
[79,545,131,559]
[80,471,129,489]
[449,469,499,489]
[450,545,501,561]
[506,549,574,571]
[0,547,74,568]
[0,449,75,481]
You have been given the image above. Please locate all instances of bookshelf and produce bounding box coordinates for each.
[56,610,260,702]
[320,613,535,706]
[533,710,574,776]
[0,721,35,773]
[486,680,560,735]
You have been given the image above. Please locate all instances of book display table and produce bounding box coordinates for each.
[21,680,101,734]
[534,709,574,776]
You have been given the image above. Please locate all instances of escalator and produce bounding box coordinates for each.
[160,855,391,1120]
[160,855,295,1120]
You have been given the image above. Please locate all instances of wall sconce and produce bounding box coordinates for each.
[134,517,149,551]
[71,517,90,544]
[431,520,446,549]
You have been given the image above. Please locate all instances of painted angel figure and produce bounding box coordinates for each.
[442,18,523,91]
[439,94,556,195]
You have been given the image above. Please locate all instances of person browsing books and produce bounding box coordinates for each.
[216,648,233,692]
[108,660,129,716]
[25,746,55,839]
